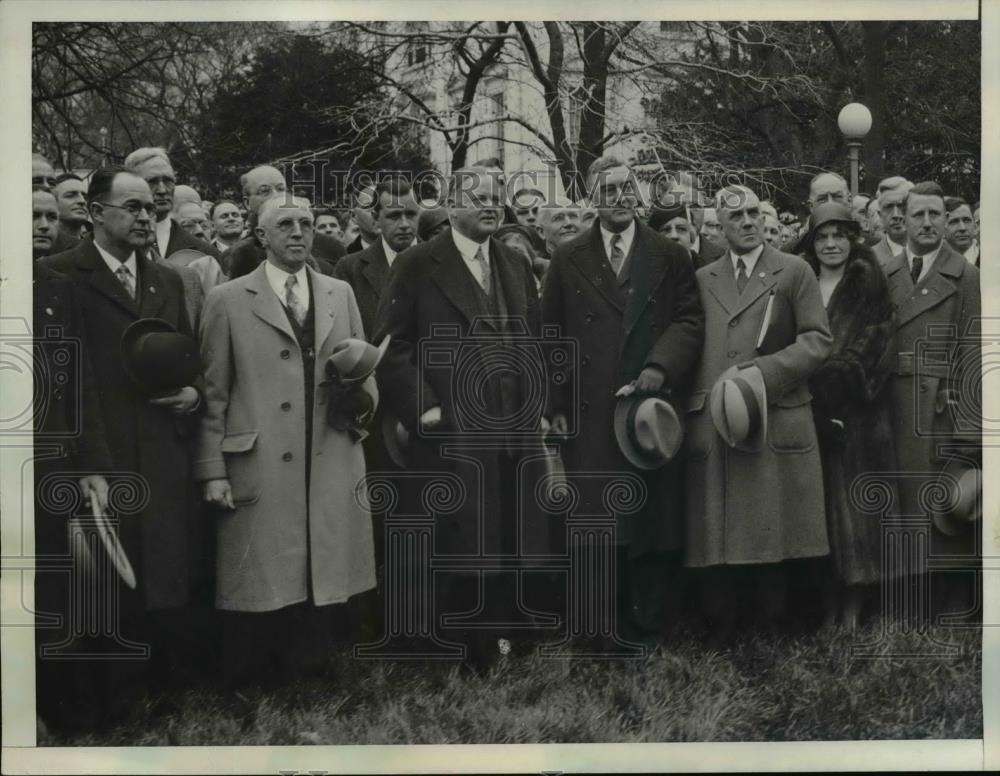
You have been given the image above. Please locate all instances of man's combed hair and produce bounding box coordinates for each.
[585,154,626,187]
[944,195,969,213]
[86,165,132,204]
[373,179,414,216]
[123,146,171,172]
[54,172,82,186]
[902,181,945,210]
[714,184,756,212]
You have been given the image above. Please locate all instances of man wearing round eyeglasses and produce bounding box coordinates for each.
[123,147,219,262]
[197,194,376,687]
[224,164,345,279]
[41,166,204,726]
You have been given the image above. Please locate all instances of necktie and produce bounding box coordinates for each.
[147,236,162,262]
[284,274,307,328]
[910,254,923,286]
[609,234,624,276]
[736,258,749,295]
[474,245,491,295]
[115,265,135,300]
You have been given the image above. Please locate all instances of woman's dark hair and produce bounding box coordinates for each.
[802,216,864,276]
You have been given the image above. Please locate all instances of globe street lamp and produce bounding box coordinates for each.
[837,102,872,199]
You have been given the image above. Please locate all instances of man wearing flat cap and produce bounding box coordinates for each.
[542,154,705,644]
[41,165,204,723]
[196,193,377,687]
[683,184,832,644]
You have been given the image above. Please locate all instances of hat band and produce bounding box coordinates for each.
[731,376,761,441]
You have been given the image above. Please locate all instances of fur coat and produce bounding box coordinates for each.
[808,246,899,585]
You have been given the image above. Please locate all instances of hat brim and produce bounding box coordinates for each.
[381,409,409,469]
[613,394,683,470]
[120,318,180,394]
[931,462,981,537]
[710,364,768,452]
[339,335,392,385]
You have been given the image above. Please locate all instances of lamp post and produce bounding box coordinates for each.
[99,126,109,167]
[837,102,872,199]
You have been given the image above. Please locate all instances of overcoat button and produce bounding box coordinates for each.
[582,355,591,366]
[53,388,63,400]
[581,401,589,411]
[280,349,290,359]
[920,382,928,393]
[729,319,738,327]
[282,452,293,461]
[921,289,929,296]
[281,402,291,411]
[728,350,738,358]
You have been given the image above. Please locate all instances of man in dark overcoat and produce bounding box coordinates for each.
[32,256,113,732]
[541,155,704,642]
[884,181,980,612]
[373,165,549,671]
[42,166,204,721]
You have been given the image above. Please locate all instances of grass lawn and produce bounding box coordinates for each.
[41,618,982,746]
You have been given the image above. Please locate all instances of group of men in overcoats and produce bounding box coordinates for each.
[30,145,981,729]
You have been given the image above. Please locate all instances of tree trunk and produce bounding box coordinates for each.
[860,21,888,187]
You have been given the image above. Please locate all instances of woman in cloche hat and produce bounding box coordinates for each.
[802,201,898,629]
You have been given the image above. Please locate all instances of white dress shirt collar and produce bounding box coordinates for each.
[94,239,137,277]
[155,217,172,257]
[264,261,311,312]
[886,234,905,256]
[451,228,490,265]
[382,238,399,267]
[730,243,765,278]
[964,240,979,265]
[600,220,636,262]
[905,242,943,284]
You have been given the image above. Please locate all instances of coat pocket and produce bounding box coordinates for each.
[683,390,713,461]
[221,431,261,505]
[767,391,817,454]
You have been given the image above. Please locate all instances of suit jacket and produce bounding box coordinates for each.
[541,219,705,553]
[694,237,726,271]
[684,245,834,567]
[872,234,902,269]
[331,238,391,337]
[32,262,113,474]
[41,239,202,610]
[225,233,343,279]
[373,229,548,557]
[195,264,376,611]
[164,219,221,260]
[884,242,980,550]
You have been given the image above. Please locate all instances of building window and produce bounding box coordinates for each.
[406,44,427,67]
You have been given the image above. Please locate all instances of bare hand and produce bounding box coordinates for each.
[203,478,235,510]
[419,406,443,430]
[634,366,666,393]
[549,413,569,437]
[79,475,109,512]
[150,386,200,416]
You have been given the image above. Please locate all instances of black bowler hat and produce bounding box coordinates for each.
[120,318,201,396]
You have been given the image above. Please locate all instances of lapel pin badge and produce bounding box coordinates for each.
[45,307,54,316]
[148,286,156,294]
[758,272,766,278]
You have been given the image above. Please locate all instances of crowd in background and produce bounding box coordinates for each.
[29,146,981,735]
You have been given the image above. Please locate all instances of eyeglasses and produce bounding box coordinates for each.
[98,201,157,218]
[252,184,286,197]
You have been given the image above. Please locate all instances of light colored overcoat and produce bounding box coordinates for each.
[684,245,834,567]
[195,263,376,611]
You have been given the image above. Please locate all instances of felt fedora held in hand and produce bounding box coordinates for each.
[325,335,391,385]
[710,364,768,452]
[613,394,684,470]
[931,459,981,537]
[120,318,201,397]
